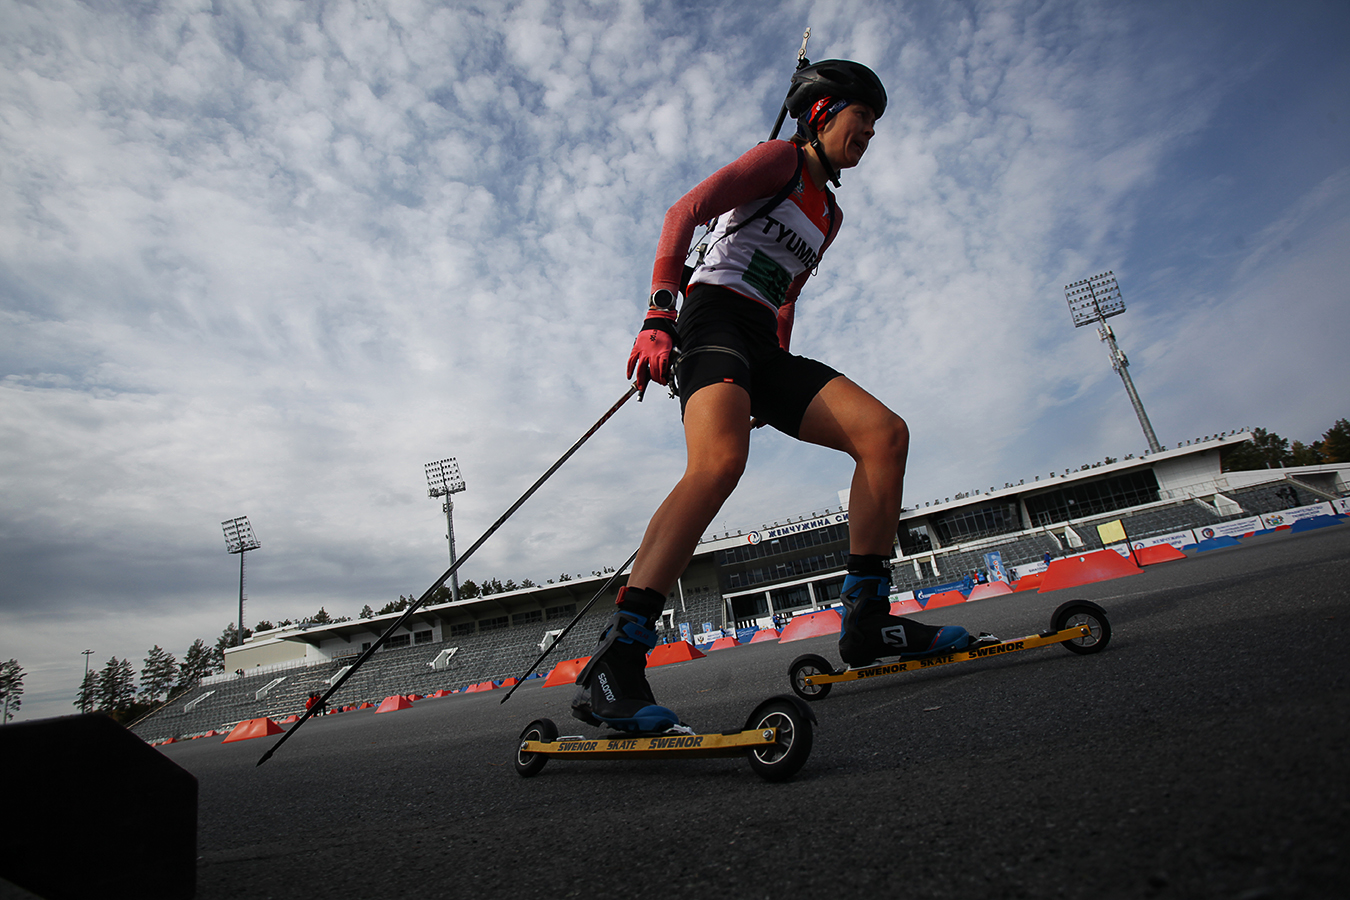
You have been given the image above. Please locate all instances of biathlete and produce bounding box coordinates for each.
[573,60,992,733]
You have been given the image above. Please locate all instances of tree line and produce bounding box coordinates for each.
[1221,418,1349,472]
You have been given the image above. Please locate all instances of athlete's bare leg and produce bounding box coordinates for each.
[628,382,752,596]
[795,376,909,555]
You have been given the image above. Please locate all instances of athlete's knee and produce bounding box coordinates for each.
[688,446,747,498]
[863,412,909,471]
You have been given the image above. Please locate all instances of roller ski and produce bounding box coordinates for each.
[515,694,815,782]
[789,598,1112,702]
[514,586,815,781]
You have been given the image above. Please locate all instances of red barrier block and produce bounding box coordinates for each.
[429,691,452,698]
[923,590,967,610]
[707,636,740,651]
[1135,543,1186,565]
[1038,549,1142,592]
[648,641,706,667]
[278,715,299,724]
[967,582,1014,602]
[779,609,843,643]
[1012,573,1044,592]
[543,656,590,687]
[375,695,414,714]
[890,598,923,614]
[223,717,284,743]
[749,628,781,643]
[500,678,519,687]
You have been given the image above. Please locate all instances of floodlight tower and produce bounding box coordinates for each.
[222,516,261,647]
[1065,271,1162,454]
[80,648,94,713]
[425,458,466,604]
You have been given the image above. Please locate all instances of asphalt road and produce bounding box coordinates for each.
[162,525,1348,899]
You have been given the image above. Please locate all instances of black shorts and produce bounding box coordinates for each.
[674,284,842,438]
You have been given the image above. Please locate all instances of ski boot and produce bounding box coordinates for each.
[837,574,996,668]
[572,586,683,733]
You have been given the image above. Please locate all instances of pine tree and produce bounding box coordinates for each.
[140,645,178,704]
[176,638,216,691]
[1221,428,1292,472]
[1321,418,1350,462]
[359,605,374,619]
[74,670,98,713]
[0,659,24,723]
[96,657,136,713]
[311,607,332,624]
[214,623,251,668]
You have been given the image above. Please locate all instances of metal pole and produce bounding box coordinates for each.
[237,549,246,647]
[1097,321,1162,453]
[81,649,93,714]
[444,496,461,604]
[498,545,641,705]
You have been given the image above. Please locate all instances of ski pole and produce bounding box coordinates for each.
[498,545,640,705]
[767,27,813,141]
[257,382,641,766]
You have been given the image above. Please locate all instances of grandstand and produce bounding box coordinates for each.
[130,434,1348,742]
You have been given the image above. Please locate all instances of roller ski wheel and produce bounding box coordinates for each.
[789,653,837,702]
[743,696,815,782]
[514,718,558,778]
[1052,600,1111,655]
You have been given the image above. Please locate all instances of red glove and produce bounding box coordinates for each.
[626,309,678,397]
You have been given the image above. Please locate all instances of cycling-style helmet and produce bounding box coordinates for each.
[785,59,887,123]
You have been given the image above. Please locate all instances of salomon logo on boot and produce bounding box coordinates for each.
[881,624,908,648]
[598,672,616,703]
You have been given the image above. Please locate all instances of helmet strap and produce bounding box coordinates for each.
[809,136,841,188]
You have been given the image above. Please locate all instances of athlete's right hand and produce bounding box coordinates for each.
[626,309,677,397]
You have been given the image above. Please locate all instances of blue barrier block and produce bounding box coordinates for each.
[1291,514,1345,533]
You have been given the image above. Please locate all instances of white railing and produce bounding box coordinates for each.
[254,677,287,701]
[201,655,329,685]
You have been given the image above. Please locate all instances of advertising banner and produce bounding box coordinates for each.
[1195,517,1264,541]
[678,622,691,643]
[1260,502,1336,530]
[982,551,1008,583]
[1130,530,1197,550]
[915,579,971,602]
[1337,498,1350,516]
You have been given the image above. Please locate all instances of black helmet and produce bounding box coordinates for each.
[785,59,887,121]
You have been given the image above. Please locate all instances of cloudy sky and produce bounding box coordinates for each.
[3,0,1347,722]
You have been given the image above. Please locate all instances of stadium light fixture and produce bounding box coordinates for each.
[425,457,467,604]
[1065,271,1162,454]
[222,516,261,648]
